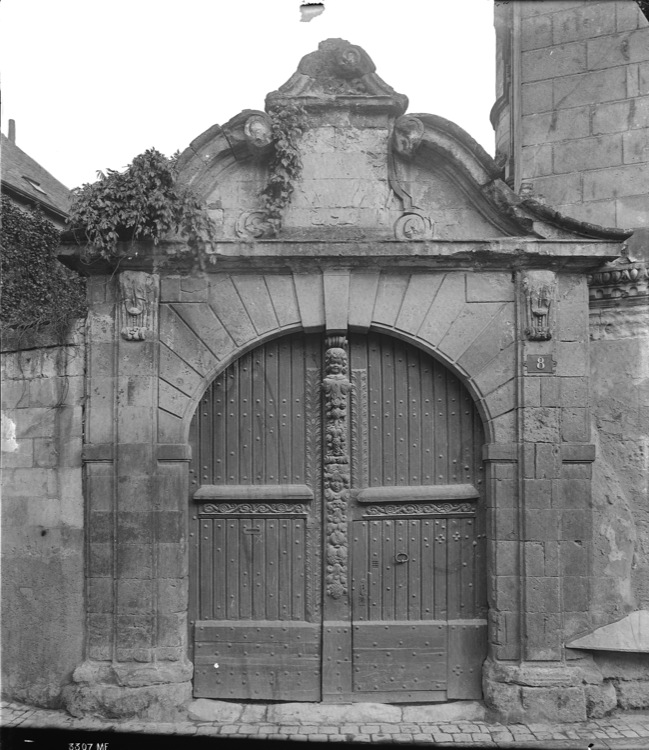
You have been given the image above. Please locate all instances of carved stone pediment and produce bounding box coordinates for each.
[266,38,408,115]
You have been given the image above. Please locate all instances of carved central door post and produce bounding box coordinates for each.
[321,335,354,700]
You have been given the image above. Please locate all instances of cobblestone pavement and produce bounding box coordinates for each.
[2,700,649,748]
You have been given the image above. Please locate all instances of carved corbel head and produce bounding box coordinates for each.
[244,114,273,156]
[393,116,425,158]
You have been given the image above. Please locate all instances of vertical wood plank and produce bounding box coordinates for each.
[408,519,421,621]
[226,519,239,619]
[213,520,226,620]
[382,520,395,621]
[238,351,253,483]
[421,519,434,620]
[382,339,396,485]
[265,341,279,483]
[394,519,408,619]
[266,518,279,620]
[367,336,383,486]
[369,521,382,622]
[200,519,214,619]
[394,341,409,485]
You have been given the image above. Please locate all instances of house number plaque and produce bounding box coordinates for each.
[525,354,556,375]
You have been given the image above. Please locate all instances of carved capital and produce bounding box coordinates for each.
[522,270,556,341]
[393,115,425,158]
[119,271,158,341]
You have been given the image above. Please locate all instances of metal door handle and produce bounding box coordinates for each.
[395,552,409,564]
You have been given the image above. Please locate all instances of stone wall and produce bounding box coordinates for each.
[504,0,649,226]
[1,325,85,706]
[493,0,649,713]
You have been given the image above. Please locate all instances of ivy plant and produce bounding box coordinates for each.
[0,195,87,339]
[261,103,308,236]
[67,148,217,259]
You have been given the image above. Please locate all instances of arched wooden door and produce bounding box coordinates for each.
[188,332,487,703]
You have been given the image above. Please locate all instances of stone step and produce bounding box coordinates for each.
[186,698,487,724]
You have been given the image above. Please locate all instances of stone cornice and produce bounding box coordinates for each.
[588,260,649,308]
[58,238,623,276]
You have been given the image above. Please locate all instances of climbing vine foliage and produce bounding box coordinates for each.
[261,104,308,235]
[0,196,87,337]
[67,148,217,259]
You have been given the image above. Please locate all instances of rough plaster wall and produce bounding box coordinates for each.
[1,329,85,706]
[518,0,649,228]
[589,311,649,624]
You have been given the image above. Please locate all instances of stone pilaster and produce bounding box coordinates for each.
[63,271,193,720]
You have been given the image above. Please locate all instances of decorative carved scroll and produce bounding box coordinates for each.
[393,115,425,158]
[364,502,476,517]
[199,503,308,515]
[522,270,556,341]
[323,336,352,600]
[235,210,273,239]
[394,212,433,240]
[119,271,157,341]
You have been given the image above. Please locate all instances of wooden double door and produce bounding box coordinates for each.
[188,331,487,703]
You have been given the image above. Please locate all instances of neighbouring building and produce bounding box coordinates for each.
[1,2,648,724]
[1,123,85,707]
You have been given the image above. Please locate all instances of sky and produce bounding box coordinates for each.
[0,0,497,190]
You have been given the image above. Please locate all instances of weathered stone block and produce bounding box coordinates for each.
[556,199,617,227]
[466,273,515,303]
[524,612,563,660]
[560,540,589,576]
[88,577,114,614]
[157,409,183,445]
[525,509,559,542]
[117,512,154,545]
[553,134,623,175]
[87,613,113,659]
[265,274,301,328]
[116,544,153,579]
[62,681,192,721]
[623,127,649,164]
[117,579,154,614]
[563,576,590,612]
[417,274,467,347]
[495,541,518,577]
[588,29,649,71]
[553,67,627,109]
[615,680,649,709]
[585,682,617,718]
[524,408,560,443]
[593,96,649,134]
[583,162,649,201]
[552,3,616,44]
[157,613,185,648]
[531,172,582,205]
[493,575,518,611]
[231,274,279,335]
[617,194,649,226]
[520,685,587,722]
[482,674,522,722]
[522,42,587,83]
[483,380,517,421]
[157,577,188,614]
[527,576,560,612]
[524,478,552,508]
[116,614,154,649]
[471,343,516,400]
[393,273,442,335]
[89,543,113,578]
[617,0,644,31]
[266,702,402,725]
[535,442,562,479]
[520,143,553,177]
[556,342,588,377]
[561,510,592,541]
[372,273,409,327]
[187,698,244,723]
[490,410,517,443]
[521,11,553,50]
